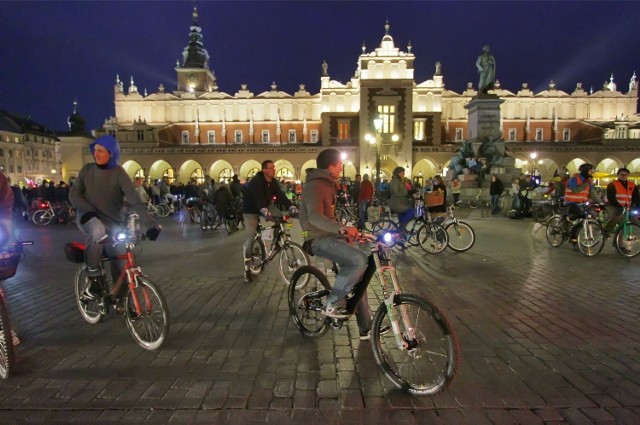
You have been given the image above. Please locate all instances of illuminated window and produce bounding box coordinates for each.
[413,120,425,141]
[455,128,463,141]
[207,131,215,144]
[134,169,145,179]
[377,105,396,133]
[288,130,296,143]
[562,129,570,141]
[535,129,543,141]
[276,167,294,180]
[310,130,319,143]
[338,120,350,141]
[190,168,205,184]
[162,168,174,183]
[247,167,260,179]
[235,130,243,144]
[262,130,270,143]
[181,131,189,144]
[218,168,233,183]
[509,129,517,141]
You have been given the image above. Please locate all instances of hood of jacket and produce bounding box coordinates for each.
[305,168,336,187]
[89,135,120,169]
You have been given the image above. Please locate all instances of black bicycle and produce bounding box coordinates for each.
[288,232,460,395]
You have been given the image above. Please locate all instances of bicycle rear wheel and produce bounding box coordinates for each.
[545,216,565,247]
[74,266,103,324]
[404,218,422,246]
[190,205,201,224]
[445,221,475,252]
[417,223,449,254]
[614,222,640,258]
[248,238,266,275]
[0,297,16,379]
[225,215,238,234]
[288,266,331,337]
[124,277,170,350]
[31,210,52,226]
[278,242,310,287]
[371,294,460,395]
[577,219,605,257]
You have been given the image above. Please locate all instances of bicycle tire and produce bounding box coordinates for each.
[404,218,422,246]
[445,221,475,252]
[0,297,16,379]
[371,293,460,395]
[545,216,566,247]
[124,276,170,351]
[225,216,238,234]
[288,265,331,337]
[278,242,310,287]
[190,205,202,224]
[31,210,52,226]
[417,223,449,254]
[248,238,266,275]
[577,219,605,257]
[614,222,640,258]
[532,205,553,223]
[372,219,397,235]
[74,266,103,324]
[467,199,479,209]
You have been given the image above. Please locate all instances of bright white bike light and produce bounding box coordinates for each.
[116,232,127,242]
[383,233,393,243]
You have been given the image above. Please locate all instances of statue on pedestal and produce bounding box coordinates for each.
[476,45,496,94]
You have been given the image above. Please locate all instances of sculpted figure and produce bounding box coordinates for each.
[476,45,496,94]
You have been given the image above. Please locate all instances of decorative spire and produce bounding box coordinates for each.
[192,5,199,24]
[361,41,366,54]
[384,19,390,35]
[630,71,637,92]
[182,6,210,69]
[407,41,412,53]
[607,73,617,92]
[129,76,138,94]
[271,81,277,91]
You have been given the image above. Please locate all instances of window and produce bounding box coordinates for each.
[218,168,234,183]
[108,130,116,137]
[14,137,19,143]
[9,165,14,173]
[535,129,543,141]
[134,169,145,179]
[0,149,3,157]
[181,131,189,144]
[137,130,144,141]
[455,128,463,141]
[377,105,396,133]
[247,167,259,179]
[26,149,30,157]
[562,129,570,141]
[616,127,627,139]
[190,168,205,184]
[162,168,174,183]
[338,120,350,141]
[17,166,21,173]
[310,130,319,143]
[9,150,13,158]
[234,130,243,144]
[508,129,517,141]
[288,130,296,143]
[34,149,38,157]
[207,131,215,144]
[413,120,425,141]
[276,167,294,180]
[261,130,270,144]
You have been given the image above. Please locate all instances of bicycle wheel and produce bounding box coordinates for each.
[404,218,422,246]
[577,219,605,257]
[371,293,460,395]
[532,205,553,223]
[124,277,170,350]
[0,298,16,379]
[74,266,103,324]
[417,223,449,254]
[445,221,475,252]
[225,216,238,234]
[372,219,397,235]
[190,205,201,224]
[288,266,331,337]
[278,242,310,287]
[248,238,266,275]
[467,199,479,209]
[545,216,566,247]
[614,222,640,258]
[31,210,52,226]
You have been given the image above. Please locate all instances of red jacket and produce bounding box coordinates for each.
[358,180,374,203]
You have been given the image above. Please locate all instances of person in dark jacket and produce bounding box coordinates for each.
[429,175,447,214]
[489,174,504,214]
[241,160,296,282]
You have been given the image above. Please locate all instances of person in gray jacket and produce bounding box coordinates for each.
[299,148,382,340]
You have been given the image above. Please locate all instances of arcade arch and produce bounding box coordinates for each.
[209,159,234,183]
[239,160,261,182]
[149,160,175,183]
[274,159,296,181]
[121,160,144,180]
[178,159,205,184]
[299,159,317,182]
[412,158,439,187]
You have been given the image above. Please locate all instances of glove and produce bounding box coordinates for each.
[80,212,98,225]
[288,206,299,216]
[146,226,161,241]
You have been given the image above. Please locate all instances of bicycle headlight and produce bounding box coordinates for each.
[115,231,128,242]
[383,233,393,244]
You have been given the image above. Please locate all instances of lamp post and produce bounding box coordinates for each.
[340,152,347,184]
[372,117,383,197]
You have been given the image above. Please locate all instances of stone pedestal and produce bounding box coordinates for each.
[465,95,504,140]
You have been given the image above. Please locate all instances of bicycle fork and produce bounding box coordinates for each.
[376,261,415,350]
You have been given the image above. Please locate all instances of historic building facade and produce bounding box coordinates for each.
[75,7,638,187]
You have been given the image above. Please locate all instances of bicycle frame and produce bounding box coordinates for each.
[256,219,289,263]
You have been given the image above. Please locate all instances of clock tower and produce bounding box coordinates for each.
[176,6,217,93]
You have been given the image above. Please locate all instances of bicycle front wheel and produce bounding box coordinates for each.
[577,219,605,257]
[532,205,553,223]
[371,294,460,395]
[278,242,310,287]
[417,223,449,254]
[288,266,331,337]
[0,298,16,379]
[248,238,266,275]
[74,266,103,324]
[31,210,52,226]
[372,219,397,235]
[614,222,640,258]
[545,216,565,247]
[124,277,170,350]
[404,218,422,246]
[190,205,201,224]
[445,221,475,252]
[225,216,238,234]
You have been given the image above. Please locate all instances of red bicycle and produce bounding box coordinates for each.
[65,213,169,350]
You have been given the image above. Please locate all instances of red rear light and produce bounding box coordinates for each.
[39,201,49,209]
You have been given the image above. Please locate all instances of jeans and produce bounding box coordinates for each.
[397,208,416,231]
[358,200,370,229]
[77,217,124,277]
[312,236,371,332]
[490,194,501,213]
[242,213,260,264]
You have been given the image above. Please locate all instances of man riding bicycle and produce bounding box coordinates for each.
[69,135,160,301]
[299,149,386,340]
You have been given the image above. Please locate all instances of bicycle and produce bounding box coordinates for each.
[288,231,460,395]
[223,204,242,234]
[612,207,640,258]
[429,202,475,252]
[246,211,309,286]
[467,189,507,211]
[531,195,562,224]
[199,200,217,231]
[545,202,606,256]
[0,239,33,379]
[31,200,76,226]
[65,213,170,350]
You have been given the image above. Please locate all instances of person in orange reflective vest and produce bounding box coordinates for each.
[603,167,640,234]
[564,163,599,221]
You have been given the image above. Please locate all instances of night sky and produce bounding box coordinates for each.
[1,1,638,133]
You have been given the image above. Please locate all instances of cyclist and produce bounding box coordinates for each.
[603,167,640,236]
[0,170,21,346]
[242,160,297,282]
[563,163,599,241]
[389,166,415,243]
[198,176,216,228]
[299,149,386,340]
[69,135,160,301]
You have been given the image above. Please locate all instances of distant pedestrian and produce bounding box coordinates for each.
[489,174,504,214]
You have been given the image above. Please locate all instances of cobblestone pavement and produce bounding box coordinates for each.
[1,208,639,424]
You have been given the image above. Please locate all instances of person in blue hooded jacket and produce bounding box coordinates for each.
[69,135,159,300]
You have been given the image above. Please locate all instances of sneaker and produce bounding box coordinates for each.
[322,302,349,319]
[82,276,103,301]
[244,269,252,283]
[359,325,392,341]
